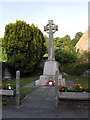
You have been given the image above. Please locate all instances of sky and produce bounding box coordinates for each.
[0,0,89,39]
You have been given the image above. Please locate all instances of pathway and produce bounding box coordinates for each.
[2,84,89,119]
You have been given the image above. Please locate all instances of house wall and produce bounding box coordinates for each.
[75,26,90,53]
[75,30,88,52]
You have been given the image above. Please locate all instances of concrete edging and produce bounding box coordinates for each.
[58,92,90,100]
[0,89,15,96]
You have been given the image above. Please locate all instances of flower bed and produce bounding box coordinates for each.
[0,83,16,96]
[58,83,89,92]
[0,83,15,90]
[58,91,90,100]
[57,82,90,100]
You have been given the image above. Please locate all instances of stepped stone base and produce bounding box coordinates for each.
[35,60,59,86]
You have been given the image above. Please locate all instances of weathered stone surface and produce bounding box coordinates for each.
[3,68,11,80]
[36,20,60,86]
[16,70,20,106]
[58,92,90,100]
[83,69,90,77]
[43,61,59,76]
[0,90,14,96]
[62,72,68,77]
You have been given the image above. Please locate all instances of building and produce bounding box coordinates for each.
[75,27,90,63]
[75,26,90,53]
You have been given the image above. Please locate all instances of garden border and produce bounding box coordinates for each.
[58,91,90,100]
[0,89,15,96]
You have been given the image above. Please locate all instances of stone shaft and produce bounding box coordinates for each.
[44,20,58,61]
[48,21,55,61]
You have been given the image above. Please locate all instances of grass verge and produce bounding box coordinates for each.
[2,75,39,105]
[20,87,35,100]
[2,75,39,87]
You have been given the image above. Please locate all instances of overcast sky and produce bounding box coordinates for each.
[0,0,89,39]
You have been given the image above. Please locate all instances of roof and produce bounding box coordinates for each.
[75,27,90,53]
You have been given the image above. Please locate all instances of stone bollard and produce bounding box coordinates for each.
[16,70,20,108]
[55,70,59,108]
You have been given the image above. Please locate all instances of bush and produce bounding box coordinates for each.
[77,51,88,63]
[55,49,77,64]
[62,62,89,76]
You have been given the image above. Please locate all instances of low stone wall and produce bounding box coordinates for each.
[58,92,90,100]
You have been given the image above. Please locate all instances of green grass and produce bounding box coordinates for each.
[2,75,39,102]
[2,75,39,87]
[65,75,89,90]
[0,101,2,107]
[20,87,35,100]
[20,76,39,86]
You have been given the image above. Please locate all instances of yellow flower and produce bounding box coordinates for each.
[61,83,66,86]
[78,84,81,86]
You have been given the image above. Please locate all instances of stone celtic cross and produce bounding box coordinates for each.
[44,20,58,61]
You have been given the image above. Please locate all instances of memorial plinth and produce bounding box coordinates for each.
[35,20,59,86]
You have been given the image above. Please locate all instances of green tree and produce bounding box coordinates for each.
[55,35,72,51]
[71,32,83,46]
[54,35,77,64]
[43,35,48,53]
[2,20,45,73]
[0,38,7,62]
[55,49,77,64]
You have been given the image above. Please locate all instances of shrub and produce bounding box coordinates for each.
[62,62,89,76]
[55,49,77,64]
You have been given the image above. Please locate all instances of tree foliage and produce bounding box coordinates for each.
[54,35,77,64]
[0,38,7,62]
[54,32,89,75]
[71,32,83,46]
[2,20,46,73]
[55,49,77,64]
[43,35,48,53]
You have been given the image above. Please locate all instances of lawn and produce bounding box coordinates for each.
[2,75,39,101]
[20,87,34,100]
[2,75,39,87]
